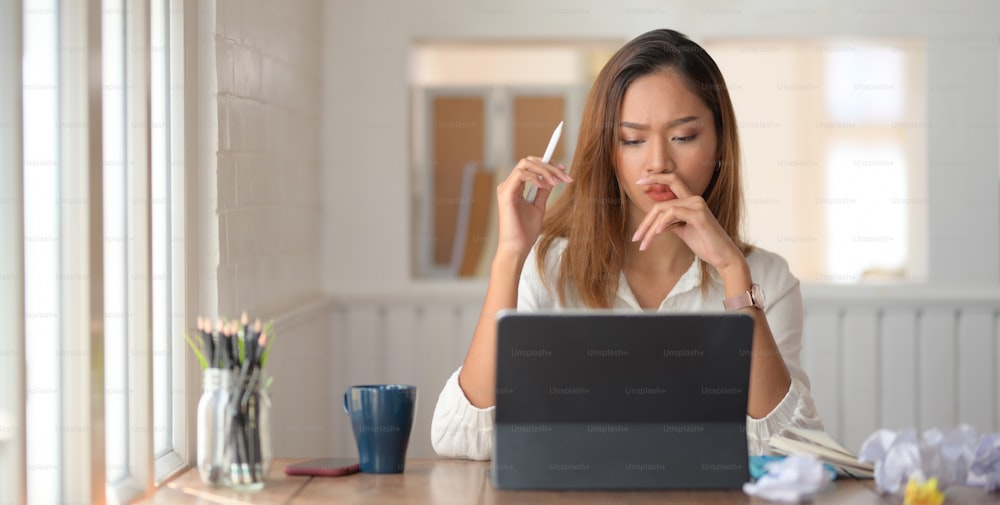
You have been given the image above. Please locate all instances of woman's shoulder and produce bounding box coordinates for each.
[521,236,569,287]
[528,235,569,267]
[744,246,798,285]
[519,236,570,309]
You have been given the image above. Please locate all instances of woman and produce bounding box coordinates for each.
[431,28,824,460]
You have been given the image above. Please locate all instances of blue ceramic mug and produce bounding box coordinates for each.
[343,384,417,473]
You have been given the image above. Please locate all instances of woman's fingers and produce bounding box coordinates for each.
[629,189,743,269]
[631,198,693,241]
[630,211,656,243]
[529,184,554,207]
[494,159,572,256]
[522,157,572,186]
[499,157,572,203]
[633,206,672,250]
[632,199,704,251]
[639,209,686,251]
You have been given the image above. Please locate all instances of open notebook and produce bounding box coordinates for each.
[769,427,874,478]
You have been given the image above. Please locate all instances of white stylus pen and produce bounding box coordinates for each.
[524,120,564,204]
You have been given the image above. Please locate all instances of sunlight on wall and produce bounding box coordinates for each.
[411,45,583,86]
[824,142,908,280]
[706,38,926,284]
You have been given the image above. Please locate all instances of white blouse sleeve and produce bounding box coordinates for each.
[430,244,554,460]
[744,255,825,455]
[430,367,495,460]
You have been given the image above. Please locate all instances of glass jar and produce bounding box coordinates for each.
[224,369,272,490]
[196,368,232,485]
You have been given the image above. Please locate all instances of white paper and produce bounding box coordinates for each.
[743,454,833,503]
[859,425,992,494]
[859,428,922,494]
[970,433,1000,491]
[926,424,977,489]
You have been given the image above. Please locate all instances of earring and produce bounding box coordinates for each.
[715,160,722,172]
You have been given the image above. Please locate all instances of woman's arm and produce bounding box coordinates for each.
[455,156,571,408]
[430,245,550,458]
[431,154,569,459]
[718,263,792,419]
[742,265,824,454]
[458,253,524,407]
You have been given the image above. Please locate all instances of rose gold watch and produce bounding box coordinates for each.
[723,283,765,311]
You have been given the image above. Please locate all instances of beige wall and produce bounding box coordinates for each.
[214,0,330,458]
[323,0,1000,293]
[215,0,323,313]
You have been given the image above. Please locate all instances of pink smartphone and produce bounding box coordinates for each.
[284,457,361,477]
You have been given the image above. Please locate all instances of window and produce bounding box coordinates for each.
[17,0,190,502]
[103,0,129,485]
[150,0,189,478]
[102,0,190,495]
[704,38,927,283]
[23,1,62,502]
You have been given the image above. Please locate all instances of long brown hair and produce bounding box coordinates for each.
[536,29,750,307]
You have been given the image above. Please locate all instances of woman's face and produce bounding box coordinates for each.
[614,70,719,224]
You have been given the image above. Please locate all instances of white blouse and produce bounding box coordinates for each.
[430,238,825,460]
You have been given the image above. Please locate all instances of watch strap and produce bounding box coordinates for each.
[724,284,761,311]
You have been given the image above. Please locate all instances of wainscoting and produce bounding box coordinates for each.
[800,285,1000,451]
[314,285,1000,459]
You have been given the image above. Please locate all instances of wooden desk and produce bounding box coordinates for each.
[142,458,1000,505]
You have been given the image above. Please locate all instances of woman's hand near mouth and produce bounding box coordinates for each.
[631,172,744,276]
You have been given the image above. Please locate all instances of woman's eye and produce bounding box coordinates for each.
[673,135,697,143]
[621,139,644,146]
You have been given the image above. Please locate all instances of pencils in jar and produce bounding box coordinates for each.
[189,313,272,486]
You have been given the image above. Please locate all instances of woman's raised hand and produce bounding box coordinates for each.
[630,173,744,274]
[494,157,572,259]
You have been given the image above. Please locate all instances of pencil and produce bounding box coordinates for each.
[524,120,564,204]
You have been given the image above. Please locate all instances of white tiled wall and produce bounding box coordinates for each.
[216,0,323,314]
[214,0,331,457]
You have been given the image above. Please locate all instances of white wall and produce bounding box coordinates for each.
[216,0,324,313]
[214,0,330,457]
[203,0,1000,459]
[322,0,1000,292]
[320,0,1000,458]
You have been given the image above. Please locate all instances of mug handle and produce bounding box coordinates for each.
[342,391,349,414]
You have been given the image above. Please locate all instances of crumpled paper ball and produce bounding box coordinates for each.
[743,454,833,503]
[860,424,1000,494]
[859,428,923,494]
[921,425,977,489]
[970,433,1000,491]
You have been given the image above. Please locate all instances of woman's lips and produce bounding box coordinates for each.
[646,184,676,202]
